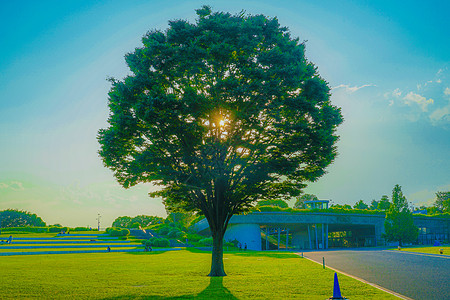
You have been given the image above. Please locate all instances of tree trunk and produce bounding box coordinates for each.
[208,230,226,277]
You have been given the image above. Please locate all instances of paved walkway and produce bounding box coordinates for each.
[304,248,450,300]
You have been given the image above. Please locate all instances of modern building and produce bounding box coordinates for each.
[194,200,450,250]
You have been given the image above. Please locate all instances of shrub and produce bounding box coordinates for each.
[157,226,170,236]
[48,226,68,233]
[107,227,130,237]
[186,233,203,242]
[168,229,182,238]
[0,227,48,233]
[198,237,213,246]
[143,237,170,247]
[74,227,91,231]
[131,222,141,229]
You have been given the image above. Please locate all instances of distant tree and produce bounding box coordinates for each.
[369,200,379,210]
[378,195,391,211]
[384,185,418,246]
[294,194,318,209]
[0,209,46,228]
[132,215,164,227]
[98,6,342,276]
[166,212,196,229]
[112,216,133,228]
[434,191,450,213]
[353,200,369,210]
[256,199,289,208]
[330,204,352,209]
[112,215,163,228]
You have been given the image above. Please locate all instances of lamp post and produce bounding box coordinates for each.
[97,214,101,231]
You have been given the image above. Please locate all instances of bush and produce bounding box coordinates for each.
[107,227,130,237]
[168,229,182,238]
[131,222,141,229]
[74,227,91,231]
[48,226,68,233]
[157,226,170,236]
[143,237,170,247]
[186,233,203,242]
[198,237,213,246]
[0,227,48,233]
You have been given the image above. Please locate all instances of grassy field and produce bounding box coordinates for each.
[0,249,398,299]
[395,246,449,255]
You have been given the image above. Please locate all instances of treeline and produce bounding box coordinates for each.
[345,190,449,215]
[0,209,46,228]
[253,189,449,216]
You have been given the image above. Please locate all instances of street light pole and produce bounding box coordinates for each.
[97,214,101,231]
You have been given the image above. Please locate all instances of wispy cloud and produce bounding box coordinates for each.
[0,181,25,191]
[444,87,450,96]
[402,92,434,112]
[333,84,376,93]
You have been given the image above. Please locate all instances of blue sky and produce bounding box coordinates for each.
[1,0,449,227]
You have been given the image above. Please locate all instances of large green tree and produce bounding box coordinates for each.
[434,191,450,213]
[98,6,342,276]
[384,185,418,246]
[293,193,318,209]
[353,200,369,210]
[0,209,46,228]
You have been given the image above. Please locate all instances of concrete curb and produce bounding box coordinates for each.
[383,250,449,259]
[298,253,413,300]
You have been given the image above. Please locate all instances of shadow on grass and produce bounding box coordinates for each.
[102,277,238,299]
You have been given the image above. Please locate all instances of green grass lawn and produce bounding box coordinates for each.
[0,250,397,299]
[395,246,449,255]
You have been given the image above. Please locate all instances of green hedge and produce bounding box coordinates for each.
[106,227,130,237]
[0,227,48,233]
[48,226,69,233]
[198,237,213,246]
[143,237,170,247]
[73,227,91,231]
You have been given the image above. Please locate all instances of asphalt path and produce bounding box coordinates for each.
[304,249,450,300]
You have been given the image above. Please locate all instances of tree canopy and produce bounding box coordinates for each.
[384,185,418,246]
[434,191,450,213]
[353,200,369,210]
[98,6,342,276]
[294,193,318,209]
[0,209,46,228]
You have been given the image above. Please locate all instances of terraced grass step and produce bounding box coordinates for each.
[0,244,140,249]
[0,248,181,256]
[56,234,111,237]
[10,237,120,240]
[3,240,131,244]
